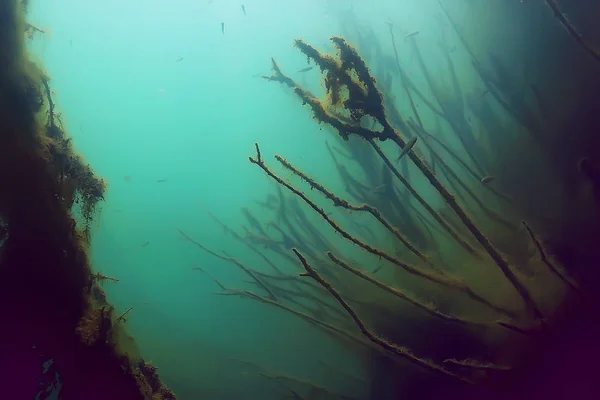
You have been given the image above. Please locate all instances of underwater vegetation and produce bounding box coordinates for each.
[0,1,175,398]
[3,0,600,399]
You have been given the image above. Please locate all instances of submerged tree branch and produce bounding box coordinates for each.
[293,248,473,384]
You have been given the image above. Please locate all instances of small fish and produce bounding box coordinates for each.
[396,137,417,162]
[221,22,225,35]
[141,241,150,247]
[241,4,246,15]
[405,31,420,39]
[156,179,168,183]
[175,57,184,63]
[371,184,388,195]
[480,176,495,184]
[298,66,314,73]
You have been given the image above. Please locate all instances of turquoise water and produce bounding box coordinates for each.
[23,0,567,398]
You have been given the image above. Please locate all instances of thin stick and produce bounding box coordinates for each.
[521,220,580,293]
[116,307,133,323]
[443,358,511,372]
[544,0,600,64]
[178,229,278,301]
[208,212,284,275]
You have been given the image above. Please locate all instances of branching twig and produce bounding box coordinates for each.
[275,154,431,266]
[293,248,473,384]
[92,272,119,284]
[250,144,514,318]
[116,307,133,323]
[521,220,580,293]
[178,229,278,301]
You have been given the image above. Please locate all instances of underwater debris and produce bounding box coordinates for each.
[232,29,595,394]
[265,36,544,320]
[116,307,134,324]
[543,0,600,64]
[293,249,474,384]
[275,153,432,266]
[326,252,492,327]
[442,358,512,372]
[24,22,44,39]
[92,271,119,284]
[178,229,278,300]
[250,143,515,318]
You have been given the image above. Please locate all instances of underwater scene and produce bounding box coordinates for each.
[2,0,600,399]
